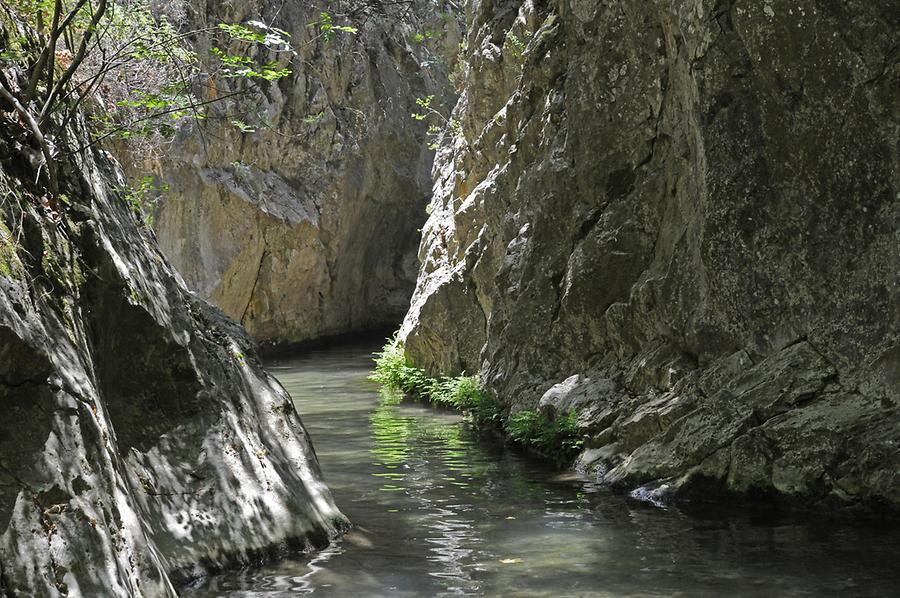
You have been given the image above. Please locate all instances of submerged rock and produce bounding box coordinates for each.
[0,37,343,598]
[400,0,899,511]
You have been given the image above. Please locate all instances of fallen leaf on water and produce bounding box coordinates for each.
[499,558,523,564]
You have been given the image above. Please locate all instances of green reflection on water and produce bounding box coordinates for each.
[369,389,412,471]
[369,389,492,492]
[184,348,900,598]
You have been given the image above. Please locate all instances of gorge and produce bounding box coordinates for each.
[0,0,897,595]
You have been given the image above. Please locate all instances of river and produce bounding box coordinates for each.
[185,341,899,597]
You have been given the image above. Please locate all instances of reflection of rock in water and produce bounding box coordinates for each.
[369,391,481,594]
[185,345,900,597]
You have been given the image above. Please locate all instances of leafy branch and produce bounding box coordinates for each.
[0,1,369,207]
[308,11,358,43]
[411,94,462,150]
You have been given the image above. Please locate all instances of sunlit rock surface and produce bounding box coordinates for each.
[141,0,461,345]
[400,0,899,511]
[0,37,343,597]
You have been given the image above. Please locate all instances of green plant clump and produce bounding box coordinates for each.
[370,337,582,463]
[506,409,582,463]
[123,175,168,227]
[370,338,500,422]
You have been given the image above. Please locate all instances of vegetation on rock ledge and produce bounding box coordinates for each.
[370,337,583,464]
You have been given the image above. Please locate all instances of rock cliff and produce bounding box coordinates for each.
[400,0,899,511]
[145,0,461,344]
[0,24,343,596]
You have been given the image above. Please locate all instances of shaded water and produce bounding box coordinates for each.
[186,342,899,597]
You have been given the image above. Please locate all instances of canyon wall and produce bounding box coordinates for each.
[145,0,461,344]
[0,23,343,595]
[400,0,899,510]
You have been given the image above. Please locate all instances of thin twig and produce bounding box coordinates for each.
[0,79,58,198]
[66,86,255,155]
[39,0,109,128]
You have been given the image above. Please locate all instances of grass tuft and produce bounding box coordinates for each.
[506,409,583,463]
[370,336,582,464]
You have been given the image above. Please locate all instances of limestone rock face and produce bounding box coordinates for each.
[147,0,461,344]
[0,46,343,597]
[400,0,899,510]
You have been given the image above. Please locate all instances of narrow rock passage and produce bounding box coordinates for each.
[185,341,900,597]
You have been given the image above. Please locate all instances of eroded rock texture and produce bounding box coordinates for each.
[0,35,343,597]
[144,0,461,344]
[400,0,899,510]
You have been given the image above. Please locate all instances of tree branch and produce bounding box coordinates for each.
[24,0,61,101]
[24,0,90,101]
[0,79,58,199]
[66,86,255,155]
[39,0,108,128]
[43,0,63,96]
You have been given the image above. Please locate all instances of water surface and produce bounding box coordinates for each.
[186,341,899,597]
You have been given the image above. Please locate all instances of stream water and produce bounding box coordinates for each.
[186,341,899,597]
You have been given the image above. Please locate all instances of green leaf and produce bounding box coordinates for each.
[310,12,357,42]
[218,22,267,43]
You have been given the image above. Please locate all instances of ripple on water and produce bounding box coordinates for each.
[185,343,900,598]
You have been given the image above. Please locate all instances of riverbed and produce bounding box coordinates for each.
[185,341,899,597]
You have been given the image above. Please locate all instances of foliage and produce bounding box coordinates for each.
[370,337,430,394]
[429,375,483,410]
[503,30,528,60]
[309,12,358,43]
[411,30,436,44]
[370,337,582,465]
[448,40,466,90]
[303,110,325,124]
[56,1,203,165]
[0,1,348,203]
[506,409,583,464]
[411,94,461,150]
[122,174,167,227]
[218,21,289,46]
[410,94,434,121]
[229,118,255,134]
[501,28,531,85]
[211,20,294,84]
[370,337,489,410]
[214,61,290,82]
[116,86,195,121]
